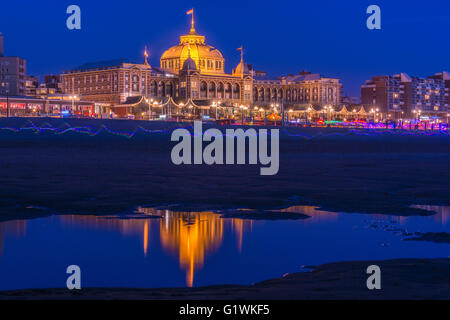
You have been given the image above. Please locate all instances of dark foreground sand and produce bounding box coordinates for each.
[0,118,449,221]
[0,119,449,300]
[0,258,448,300]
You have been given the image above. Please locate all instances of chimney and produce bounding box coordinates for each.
[0,33,4,57]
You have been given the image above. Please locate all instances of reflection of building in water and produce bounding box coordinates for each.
[61,209,251,287]
[158,211,224,287]
[61,215,152,255]
[282,206,339,223]
[0,220,27,257]
[230,219,253,253]
[61,206,341,287]
[409,205,450,225]
[139,207,252,286]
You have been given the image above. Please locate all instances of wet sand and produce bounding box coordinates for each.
[0,258,448,300]
[0,118,449,222]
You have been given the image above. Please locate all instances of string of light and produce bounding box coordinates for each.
[0,120,448,140]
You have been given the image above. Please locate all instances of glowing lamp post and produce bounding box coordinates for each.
[259,108,264,121]
[306,107,312,124]
[238,105,243,124]
[153,101,158,120]
[288,109,293,124]
[322,106,328,124]
[70,95,78,116]
[149,99,154,120]
[212,101,218,120]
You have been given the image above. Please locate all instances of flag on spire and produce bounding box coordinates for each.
[237,46,244,62]
[187,8,195,33]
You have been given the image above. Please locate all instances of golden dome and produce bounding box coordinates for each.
[160,21,225,75]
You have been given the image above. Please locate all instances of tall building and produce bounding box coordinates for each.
[62,13,341,111]
[32,74,64,98]
[25,75,39,96]
[0,32,4,57]
[428,71,450,108]
[361,73,449,118]
[44,75,62,92]
[0,32,26,96]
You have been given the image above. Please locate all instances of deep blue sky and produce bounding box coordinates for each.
[0,0,449,97]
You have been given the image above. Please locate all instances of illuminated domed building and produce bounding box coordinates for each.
[62,9,342,119]
[160,17,225,75]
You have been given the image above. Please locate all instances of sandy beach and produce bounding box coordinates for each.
[0,118,449,222]
[0,118,449,300]
[0,258,448,300]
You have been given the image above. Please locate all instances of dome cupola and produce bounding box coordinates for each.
[182,45,198,71]
[232,46,250,78]
[160,10,225,75]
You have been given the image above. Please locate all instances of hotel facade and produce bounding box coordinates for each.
[361,73,450,119]
[0,32,26,97]
[61,16,341,118]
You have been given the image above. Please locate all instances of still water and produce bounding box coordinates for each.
[0,206,448,290]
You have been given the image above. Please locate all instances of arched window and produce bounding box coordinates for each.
[225,83,232,99]
[259,88,264,101]
[217,82,224,99]
[158,81,165,97]
[208,82,216,98]
[265,88,271,102]
[272,88,277,101]
[150,81,157,97]
[166,82,173,97]
[233,84,240,99]
[200,81,208,98]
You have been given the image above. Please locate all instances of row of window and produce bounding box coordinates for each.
[161,59,223,71]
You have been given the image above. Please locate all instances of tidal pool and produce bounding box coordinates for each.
[0,205,448,290]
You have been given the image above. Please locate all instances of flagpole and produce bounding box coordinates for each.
[188,9,195,33]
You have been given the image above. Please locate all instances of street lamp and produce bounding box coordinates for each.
[258,107,264,121]
[1,83,10,117]
[70,95,78,117]
[239,105,245,125]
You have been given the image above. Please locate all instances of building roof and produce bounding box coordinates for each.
[253,75,282,83]
[73,59,132,71]
[233,60,250,77]
[182,56,198,71]
[283,73,322,82]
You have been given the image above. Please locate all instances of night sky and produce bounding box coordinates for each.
[0,0,449,97]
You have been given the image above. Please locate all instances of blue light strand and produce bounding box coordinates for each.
[0,120,448,140]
